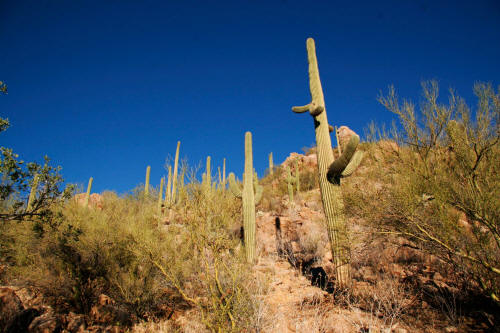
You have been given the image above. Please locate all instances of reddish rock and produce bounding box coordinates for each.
[74,193,104,209]
[0,287,24,331]
[337,126,358,148]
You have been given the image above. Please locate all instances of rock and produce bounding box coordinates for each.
[65,312,86,332]
[0,287,24,331]
[337,126,358,149]
[28,308,62,333]
[74,193,104,209]
[90,294,133,326]
[4,308,40,333]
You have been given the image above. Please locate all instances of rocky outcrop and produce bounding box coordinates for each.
[74,193,104,209]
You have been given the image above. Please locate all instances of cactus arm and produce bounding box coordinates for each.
[254,184,263,205]
[228,173,242,198]
[327,134,360,183]
[341,150,364,177]
[292,104,311,113]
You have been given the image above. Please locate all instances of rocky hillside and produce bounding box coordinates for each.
[1,136,498,333]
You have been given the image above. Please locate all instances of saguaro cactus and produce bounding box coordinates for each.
[27,174,39,211]
[165,166,172,205]
[291,38,363,288]
[222,158,226,185]
[84,177,93,207]
[269,152,274,175]
[171,141,181,203]
[286,165,295,203]
[295,159,300,193]
[203,156,212,188]
[228,131,263,263]
[158,177,165,216]
[145,166,151,196]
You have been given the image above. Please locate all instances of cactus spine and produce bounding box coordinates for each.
[292,38,363,288]
[158,177,164,216]
[171,141,180,203]
[27,174,39,211]
[269,152,274,175]
[84,177,93,207]
[228,131,263,263]
[145,166,151,196]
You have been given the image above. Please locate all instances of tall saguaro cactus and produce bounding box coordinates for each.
[222,158,226,185]
[84,177,93,208]
[228,131,263,263]
[269,152,274,175]
[27,174,39,211]
[171,141,181,203]
[158,177,165,216]
[291,38,363,288]
[145,166,151,196]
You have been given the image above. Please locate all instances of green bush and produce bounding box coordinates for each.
[351,81,499,305]
[3,166,266,330]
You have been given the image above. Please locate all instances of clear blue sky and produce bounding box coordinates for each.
[1,0,499,194]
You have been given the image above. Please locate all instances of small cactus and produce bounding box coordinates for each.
[84,177,93,207]
[27,174,39,211]
[145,166,151,196]
[228,131,263,263]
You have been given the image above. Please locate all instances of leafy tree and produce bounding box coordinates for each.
[0,81,72,223]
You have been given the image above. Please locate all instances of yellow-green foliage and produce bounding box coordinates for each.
[348,81,500,304]
[2,170,265,330]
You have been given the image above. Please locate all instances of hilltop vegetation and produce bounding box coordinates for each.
[1,74,499,331]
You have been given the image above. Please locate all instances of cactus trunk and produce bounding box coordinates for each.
[286,165,294,203]
[228,132,263,264]
[269,152,274,175]
[242,132,256,263]
[292,38,352,288]
[222,158,226,185]
[295,159,300,193]
[84,177,93,207]
[171,141,180,203]
[145,166,151,196]
[27,174,39,211]
[166,166,172,205]
[158,177,164,216]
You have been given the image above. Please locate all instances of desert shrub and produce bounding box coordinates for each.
[135,177,266,331]
[351,81,499,305]
[4,165,267,331]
